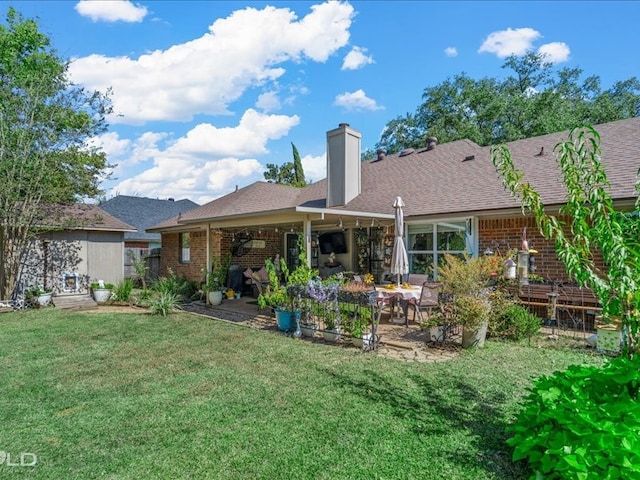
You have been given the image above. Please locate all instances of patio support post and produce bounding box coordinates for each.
[206,224,211,305]
[304,218,312,267]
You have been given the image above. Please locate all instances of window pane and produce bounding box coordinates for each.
[180,232,190,263]
[409,253,433,276]
[436,222,466,251]
[408,224,433,251]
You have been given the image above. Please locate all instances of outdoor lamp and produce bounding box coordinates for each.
[517,250,529,285]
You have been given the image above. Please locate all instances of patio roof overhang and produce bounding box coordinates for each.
[174,206,395,232]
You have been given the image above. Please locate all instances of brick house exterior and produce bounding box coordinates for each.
[148,118,639,309]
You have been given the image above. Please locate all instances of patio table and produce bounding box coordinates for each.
[376,285,422,327]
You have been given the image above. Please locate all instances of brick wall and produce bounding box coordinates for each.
[479,215,605,283]
[160,229,284,284]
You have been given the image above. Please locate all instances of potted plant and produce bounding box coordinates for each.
[419,311,447,342]
[206,255,230,306]
[258,257,295,331]
[437,253,495,348]
[90,281,114,304]
[26,285,54,307]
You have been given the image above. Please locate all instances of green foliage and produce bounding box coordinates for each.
[206,255,231,292]
[128,251,148,290]
[507,356,640,479]
[263,143,307,187]
[492,125,640,356]
[148,291,180,317]
[153,269,195,301]
[491,304,542,341]
[376,51,640,153]
[0,8,112,299]
[112,278,134,303]
[257,257,291,311]
[90,282,114,290]
[291,142,306,187]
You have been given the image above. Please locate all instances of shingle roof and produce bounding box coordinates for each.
[151,117,640,229]
[100,195,199,240]
[43,204,136,232]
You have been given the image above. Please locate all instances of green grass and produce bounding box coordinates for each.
[0,309,603,479]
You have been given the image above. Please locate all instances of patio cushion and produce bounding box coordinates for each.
[243,267,254,279]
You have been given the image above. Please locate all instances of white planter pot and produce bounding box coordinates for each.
[323,328,341,343]
[428,325,445,342]
[352,332,372,349]
[300,323,318,338]
[462,321,488,349]
[208,290,223,306]
[37,293,53,307]
[92,289,112,304]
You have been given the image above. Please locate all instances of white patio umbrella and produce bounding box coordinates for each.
[390,196,409,287]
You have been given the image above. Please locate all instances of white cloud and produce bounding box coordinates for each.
[256,91,282,112]
[444,47,458,57]
[334,89,383,111]
[69,2,355,125]
[75,0,148,23]
[341,46,374,70]
[478,27,541,58]
[537,42,570,64]
[104,110,299,202]
[301,153,327,183]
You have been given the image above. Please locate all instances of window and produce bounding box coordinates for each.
[407,220,471,278]
[179,232,190,263]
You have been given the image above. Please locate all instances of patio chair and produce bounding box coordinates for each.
[407,273,428,286]
[408,282,441,323]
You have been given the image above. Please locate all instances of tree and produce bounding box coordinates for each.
[492,125,640,358]
[263,142,307,187]
[0,8,112,299]
[376,52,640,151]
[291,142,305,186]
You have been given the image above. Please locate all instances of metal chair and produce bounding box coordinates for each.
[408,282,441,323]
[407,274,428,286]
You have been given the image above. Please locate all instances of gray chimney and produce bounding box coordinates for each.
[326,123,361,207]
[426,137,438,151]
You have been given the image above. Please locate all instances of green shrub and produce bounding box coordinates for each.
[506,356,640,479]
[492,304,542,340]
[112,278,134,302]
[152,269,197,301]
[148,291,180,317]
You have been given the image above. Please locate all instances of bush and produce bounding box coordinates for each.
[506,356,640,478]
[492,304,542,340]
[112,278,134,303]
[152,269,198,301]
[148,291,180,317]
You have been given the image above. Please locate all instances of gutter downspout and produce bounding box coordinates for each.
[206,224,210,305]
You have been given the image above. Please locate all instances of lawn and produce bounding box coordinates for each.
[0,308,603,479]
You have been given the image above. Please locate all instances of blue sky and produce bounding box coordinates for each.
[4,1,640,204]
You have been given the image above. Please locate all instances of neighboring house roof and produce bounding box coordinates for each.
[149,117,640,231]
[41,204,136,232]
[100,195,199,241]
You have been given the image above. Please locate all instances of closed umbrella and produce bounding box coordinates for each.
[390,196,409,287]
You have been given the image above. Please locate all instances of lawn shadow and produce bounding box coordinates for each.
[320,365,528,479]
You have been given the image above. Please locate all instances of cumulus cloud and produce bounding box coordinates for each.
[301,153,327,183]
[341,46,374,70]
[69,2,355,125]
[444,47,458,57]
[75,0,148,23]
[334,89,383,111]
[104,110,299,202]
[537,42,570,63]
[478,27,541,58]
